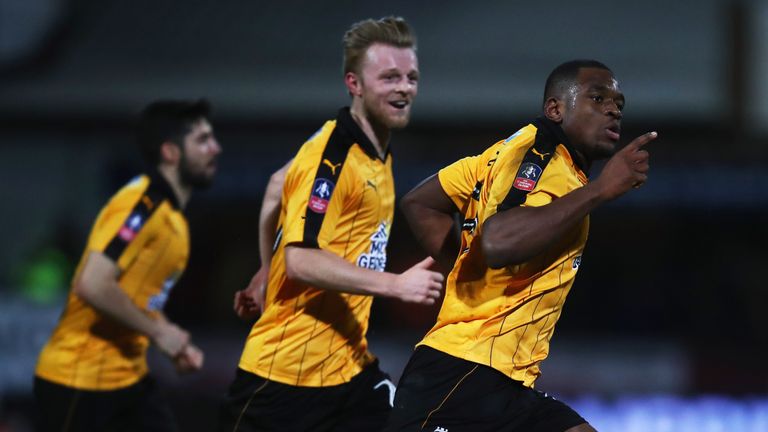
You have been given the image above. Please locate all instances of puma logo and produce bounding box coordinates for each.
[323,159,342,175]
[141,195,155,210]
[532,148,550,161]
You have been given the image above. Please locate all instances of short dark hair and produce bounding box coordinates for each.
[543,60,612,104]
[342,16,416,76]
[137,99,211,166]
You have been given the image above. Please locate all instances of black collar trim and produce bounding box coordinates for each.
[533,117,587,173]
[148,169,182,210]
[336,107,388,161]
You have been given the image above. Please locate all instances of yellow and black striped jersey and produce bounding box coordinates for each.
[420,117,590,387]
[239,108,395,387]
[35,173,189,390]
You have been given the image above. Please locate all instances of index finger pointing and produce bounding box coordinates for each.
[627,131,658,151]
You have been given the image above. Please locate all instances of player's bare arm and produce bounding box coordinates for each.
[482,131,657,268]
[173,343,204,374]
[234,158,293,320]
[258,158,292,267]
[400,174,461,273]
[74,251,190,357]
[156,312,204,373]
[285,246,443,305]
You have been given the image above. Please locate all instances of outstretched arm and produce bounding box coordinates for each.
[482,131,657,268]
[285,246,444,305]
[400,174,461,273]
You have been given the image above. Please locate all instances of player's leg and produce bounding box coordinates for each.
[332,360,395,432]
[116,375,178,432]
[219,368,343,432]
[219,368,278,432]
[386,346,591,432]
[34,376,129,432]
[514,386,592,432]
[384,346,528,432]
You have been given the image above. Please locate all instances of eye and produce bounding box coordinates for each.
[197,133,212,144]
[591,95,603,103]
[408,73,419,83]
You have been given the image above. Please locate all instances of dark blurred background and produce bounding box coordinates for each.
[2,0,768,430]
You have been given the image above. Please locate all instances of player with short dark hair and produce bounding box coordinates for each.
[385,60,657,431]
[220,17,444,432]
[34,99,221,431]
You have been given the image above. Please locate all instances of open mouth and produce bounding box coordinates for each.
[389,100,408,109]
[606,125,620,141]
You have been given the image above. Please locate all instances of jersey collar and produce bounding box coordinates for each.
[148,168,182,210]
[337,107,389,161]
[533,116,587,174]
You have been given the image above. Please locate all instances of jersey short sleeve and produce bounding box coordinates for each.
[485,135,557,218]
[281,121,345,250]
[281,150,321,248]
[438,156,483,211]
[94,177,159,271]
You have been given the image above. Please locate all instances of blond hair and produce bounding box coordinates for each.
[342,16,416,75]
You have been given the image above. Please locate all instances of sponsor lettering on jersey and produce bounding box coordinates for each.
[308,178,334,213]
[357,221,389,271]
[148,271,181,311]
[513,162,542,192]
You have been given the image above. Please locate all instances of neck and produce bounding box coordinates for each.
[572,148,591,172]
[157,164,191,209]
[350,102,389,159]
[541,117,591,173]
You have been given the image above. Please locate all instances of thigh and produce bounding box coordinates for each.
[219,368,344,432]
[35,376,110,432]
[34,376,140,432]
[386,347,586,432]
[385,346,493,432]
[520,390,590,432]
[333,361,394,432]
[219,369,275,432]
[116,376,177,432]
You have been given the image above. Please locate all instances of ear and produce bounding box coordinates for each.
[543,97,564,123]
[344,71,363,97]
[160,141,181,165]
